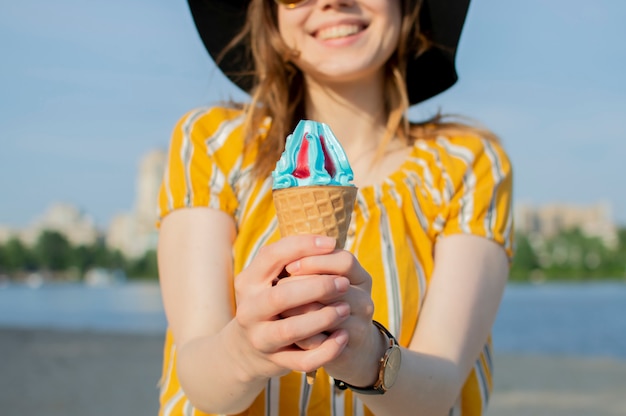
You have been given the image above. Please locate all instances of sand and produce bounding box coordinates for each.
[1,327,625,415]
[488,354,626,416]
[0,328,163,415]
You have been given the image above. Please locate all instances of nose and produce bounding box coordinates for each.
[315,0,355,10]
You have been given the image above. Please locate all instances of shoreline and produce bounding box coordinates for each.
[2,327,625,415]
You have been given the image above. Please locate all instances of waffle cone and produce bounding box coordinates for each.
[273,185,357,249]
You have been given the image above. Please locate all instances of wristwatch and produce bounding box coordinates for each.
[334,320,401,395]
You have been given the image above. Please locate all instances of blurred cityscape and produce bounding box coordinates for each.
[0,149,623,283]
[0,149,167,261]
[515,201,618,249]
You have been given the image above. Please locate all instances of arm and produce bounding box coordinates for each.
[158,207,262,412]
[158,208,352,414]
[359,234,509,415]
[287,234,508,415]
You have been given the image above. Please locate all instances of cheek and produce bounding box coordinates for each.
[386,0,402,38]
[388,25,402,52]
[277,10,300,49]
[277,9,287,39]
[384,7,402,53]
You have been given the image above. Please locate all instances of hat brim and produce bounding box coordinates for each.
[188,0,470,105]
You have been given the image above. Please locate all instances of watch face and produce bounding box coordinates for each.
[382,345,401,389]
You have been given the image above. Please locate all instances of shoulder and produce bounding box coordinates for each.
[415,132,512,177]
[165,105,256,169]
[173,105,245,144]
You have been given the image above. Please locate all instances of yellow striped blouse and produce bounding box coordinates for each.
[157,106,513,416]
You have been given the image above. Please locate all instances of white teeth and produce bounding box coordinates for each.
[317,24,361,40]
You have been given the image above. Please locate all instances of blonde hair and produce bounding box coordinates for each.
[218,0,498,180]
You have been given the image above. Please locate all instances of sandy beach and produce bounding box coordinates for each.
[1,327,625,416]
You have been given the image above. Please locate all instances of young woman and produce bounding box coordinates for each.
[156,0,513,414]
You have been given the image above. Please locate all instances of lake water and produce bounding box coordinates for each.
[494,282,626,359]
[0,281,167,334]
[1,281,625,359]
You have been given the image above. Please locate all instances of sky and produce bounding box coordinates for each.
[1,0,625,230]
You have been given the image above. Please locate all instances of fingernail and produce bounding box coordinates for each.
[335,330,348,345]
[335,303,350,317]
[286,261,300,273]
[315,236,336,248]
[334,277,349,293]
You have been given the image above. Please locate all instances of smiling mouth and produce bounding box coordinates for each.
[316,24,366,41]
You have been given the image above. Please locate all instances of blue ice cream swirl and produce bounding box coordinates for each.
[272,120,354,190]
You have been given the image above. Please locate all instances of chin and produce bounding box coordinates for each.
[300,59,385,85]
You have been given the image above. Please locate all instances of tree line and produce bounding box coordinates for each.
[1,227,625,283]
[510,227,626,281]
[0,230,157,281]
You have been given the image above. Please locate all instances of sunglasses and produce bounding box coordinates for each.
[274,0,311,9]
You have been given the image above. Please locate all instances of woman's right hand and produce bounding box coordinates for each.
[232,235,352,381]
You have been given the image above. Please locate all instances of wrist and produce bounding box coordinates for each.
[328,320,386,386]
[334,321,401,395]
[361,320,390,385]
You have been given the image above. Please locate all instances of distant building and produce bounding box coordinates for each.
[0,149,167,259]
[0,203,101,247]
[0,225,15,244]
[515,201,618,248]
[106,149,167,258]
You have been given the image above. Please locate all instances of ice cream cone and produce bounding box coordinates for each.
[273,185,357,385]
[273,185,357,248]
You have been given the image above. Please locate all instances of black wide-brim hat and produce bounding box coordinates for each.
[188,0,470,105]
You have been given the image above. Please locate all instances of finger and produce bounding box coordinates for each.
[253,302,350,352]
[237,276,344,329]
[285,250,370,287]
[242,235,338,286]
[278,287,371,320]
[274,275,350,311]
[279,301,324,319]
[295,333,328,350]
[329,286,375,319]
[275,273,350,300]
[278,274,371,319]
[271,329,349,374]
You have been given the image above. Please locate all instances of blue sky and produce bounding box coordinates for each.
[1,0,625,229]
